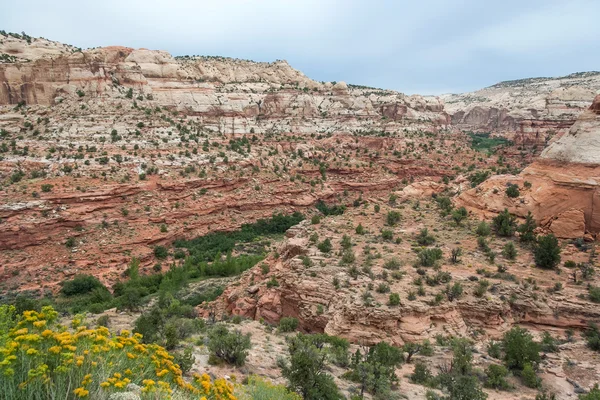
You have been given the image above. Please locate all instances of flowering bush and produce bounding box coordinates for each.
[0,305,236,399]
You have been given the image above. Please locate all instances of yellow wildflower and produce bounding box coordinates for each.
[73,387,89,398]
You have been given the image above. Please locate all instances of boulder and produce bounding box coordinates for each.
[549,208,586,238]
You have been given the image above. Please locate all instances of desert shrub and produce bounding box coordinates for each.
[340,250,356,265]
[386,211,401,226]
[376,283,390,293]
[0,307,234,400]
[61,275,108,297]
[590,286,600,303]
[585,323,600,352]
[311,215,321,224]
[505,184,520,198]
[355,224,365,234]
[388,293,401,306]
[476,221,491,237]
[534,234,561,270]
[452,207,468,225]
[346,341,403,398]
[517,211,537,242]
[445,375,488,400]
[318,238,332,253]
[410,362,433,384]
[436,196,453,213]
[381,229,393,241]
[521,362,540,388]
[540,331,559,353]
[502,241,517,260]
[502,326,540,370]
[485,364,511,390]
[267,277,280,288]
[450,248,463,264]
[279,333,344,400]
[340,235,352,249]
[417,248,443,267]
[383,258,401,270]
[174,346,195,375]
[207,324,252,366]
[416,228,435,245]
[315,200,345,216]
[240,376,301,400]
[279,317,299,333]
[154,245,169,259]
[487,340,502,358]
[446,282,463,301]
[493,209,516,237]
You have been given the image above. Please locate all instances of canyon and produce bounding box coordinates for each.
[1,31,600,399]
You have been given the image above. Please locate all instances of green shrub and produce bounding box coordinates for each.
[416,228,435,245]
[317,238,332,253]
[417,248,443,267]
[381,229,393,241]
[61,275,107,297]
[355,224,365,234]
[476,221,491,237]
[207,324,252,366]
[241,376,301,400]
[410,362,433,384]
[502,241,517,260]
[154,245,169,259]
[521,362,540,388]
[517,211,537,242]
[315,200,345,216]
[279,333,343,400]
[451,207,468,225]
[493,209,516,237]
[534,234,561,270]
[485,364,511,390]
[279,317,299,333]
[505,184,520,198]
[502,326,540,370]
[386,211,401,226]
[585,323,600,352]
[590,286,600,303]
[388,293,400,306]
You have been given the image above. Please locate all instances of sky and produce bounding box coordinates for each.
[2,0,600,94]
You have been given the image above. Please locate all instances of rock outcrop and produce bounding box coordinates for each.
[0,33,449,135]
[457,96,600,238]
[442,72,600,145]
[205,217,600,346]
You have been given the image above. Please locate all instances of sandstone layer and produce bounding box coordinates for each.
[457,96,600,238]
[442,72,600,145]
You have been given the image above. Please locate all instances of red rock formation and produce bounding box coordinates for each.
[457,97,600,238]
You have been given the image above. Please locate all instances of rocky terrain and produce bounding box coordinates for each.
[442,72,600,146]
[1,31,600,399]
[458,95,600,239]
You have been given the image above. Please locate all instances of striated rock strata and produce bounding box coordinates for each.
[457,96,600,238]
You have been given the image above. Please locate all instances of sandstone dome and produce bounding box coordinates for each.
[541,95,600,164]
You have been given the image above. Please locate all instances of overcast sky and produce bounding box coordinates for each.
[3,0,599,94]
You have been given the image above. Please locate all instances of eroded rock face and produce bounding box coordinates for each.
[540,95,600,164]
[457,97,600,238]
[204,217,600,346]
[442,73,600,145]
[0,33,449,135]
